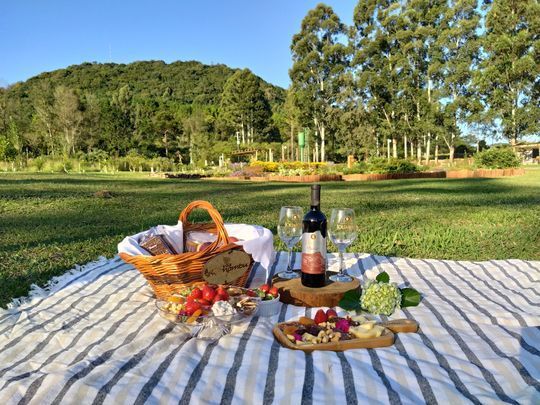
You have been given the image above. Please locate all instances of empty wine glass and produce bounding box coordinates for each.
[277,206,303,279]
[328,208,357,282]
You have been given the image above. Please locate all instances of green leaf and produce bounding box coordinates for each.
[401,288,421,308]
[339,289,361,311]
[376,272,390,283]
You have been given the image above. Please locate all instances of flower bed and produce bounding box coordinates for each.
[445,168,525,178]
[343,168,525,182]
[343,172,445,181]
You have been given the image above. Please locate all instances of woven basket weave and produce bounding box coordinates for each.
[119,200,253,300]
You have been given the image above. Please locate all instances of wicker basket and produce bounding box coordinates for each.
[119,200,254,300]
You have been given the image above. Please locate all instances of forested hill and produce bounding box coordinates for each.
[6,60,284,106]
[0,60,286,160]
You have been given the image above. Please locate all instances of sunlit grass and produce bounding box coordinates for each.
[1,169,539,307]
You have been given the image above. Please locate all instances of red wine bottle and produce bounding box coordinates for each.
[301,184,327,288]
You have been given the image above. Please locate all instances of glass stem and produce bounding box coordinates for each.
[339,249,345,275]
[287,248,293,273]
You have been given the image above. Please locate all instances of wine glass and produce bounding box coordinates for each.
[328,208,357,282]
[277,206,303,279]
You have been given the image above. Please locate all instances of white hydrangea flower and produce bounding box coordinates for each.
[360,280,402,316]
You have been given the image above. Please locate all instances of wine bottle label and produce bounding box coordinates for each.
[301,231,326,275]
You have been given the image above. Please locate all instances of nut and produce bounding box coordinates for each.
[322,336,329,343]
[286,334,295,342]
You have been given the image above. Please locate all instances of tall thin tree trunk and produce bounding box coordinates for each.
[290,124,294,161]
[425,132,431,165]
[392,138,397,158]
[164,131,168,157]
[434,134,439,164]
[404,135,408,159]
[189,134,194,165]
[417,141,422,164]
[320,125,326,162]
[449,132,455,163]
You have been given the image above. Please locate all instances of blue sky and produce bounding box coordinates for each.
[0,0,356,88]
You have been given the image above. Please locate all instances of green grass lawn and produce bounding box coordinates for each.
[1,168,539,308]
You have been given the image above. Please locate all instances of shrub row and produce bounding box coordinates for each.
[474,148,521,169]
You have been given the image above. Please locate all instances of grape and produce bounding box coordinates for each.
[360,280,402,316]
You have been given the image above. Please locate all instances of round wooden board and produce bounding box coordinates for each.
[273,275,361,308]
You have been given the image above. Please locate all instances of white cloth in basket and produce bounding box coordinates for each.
[117,223,275,271]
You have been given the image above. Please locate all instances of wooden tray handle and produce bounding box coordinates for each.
[179,200,231,246]
[380,319,419,334]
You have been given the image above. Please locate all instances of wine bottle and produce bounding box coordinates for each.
[301,184,327,288]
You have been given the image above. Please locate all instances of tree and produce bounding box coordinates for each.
[153,108,178,157]
[80,92,103,152]
[352,0,412,160]
[290,3,348,162]
[105,85,135,154]
[181,107,210,165]
[278,89,301,160]
[475,0,540,145]
[54,86,83,157]
[405,0,448,164]
[219,69,272,144]
[438,0,480,162]
[31,81,57,155]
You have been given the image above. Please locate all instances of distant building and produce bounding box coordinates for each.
[514,142,540,163]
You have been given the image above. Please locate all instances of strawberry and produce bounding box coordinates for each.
[216,286,228,296]
[184,301,201,316]
[246,290,256,297]
[202,285,216,302]
[314,309,327,324]
[190,287,202,299]
[259,284,270,293]
[326,308,338,319]
[269,286,279,297]
[198,298,212,307]
[213,293,228,303]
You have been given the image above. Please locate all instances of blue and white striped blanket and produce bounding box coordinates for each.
[0,253,539,404]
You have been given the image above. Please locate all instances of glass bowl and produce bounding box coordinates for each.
[155,288,260,340]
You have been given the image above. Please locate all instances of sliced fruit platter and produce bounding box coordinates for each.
[156,283,261,326]
[273,308,418,352]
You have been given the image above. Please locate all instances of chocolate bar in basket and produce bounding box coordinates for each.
[140,234,177,255]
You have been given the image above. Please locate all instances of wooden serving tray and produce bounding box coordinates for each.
[273,277,360,308]
[273,319,418,352]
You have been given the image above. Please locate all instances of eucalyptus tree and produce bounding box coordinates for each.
[280,89,302,160]
[352,0,434,160]
[153,109,178,157]
[219,69,272,144]
[54,86,83,157]
[31,81,57,155]
[405,0,448,164]
[437,0,480,162]
[290,3,348,162]
[475,0,540,145]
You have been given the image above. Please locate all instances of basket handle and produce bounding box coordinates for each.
[179,200,231,245]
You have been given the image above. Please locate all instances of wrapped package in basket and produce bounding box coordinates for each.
[117,200,274,300]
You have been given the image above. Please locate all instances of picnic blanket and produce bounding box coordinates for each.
[0,253,539,404]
